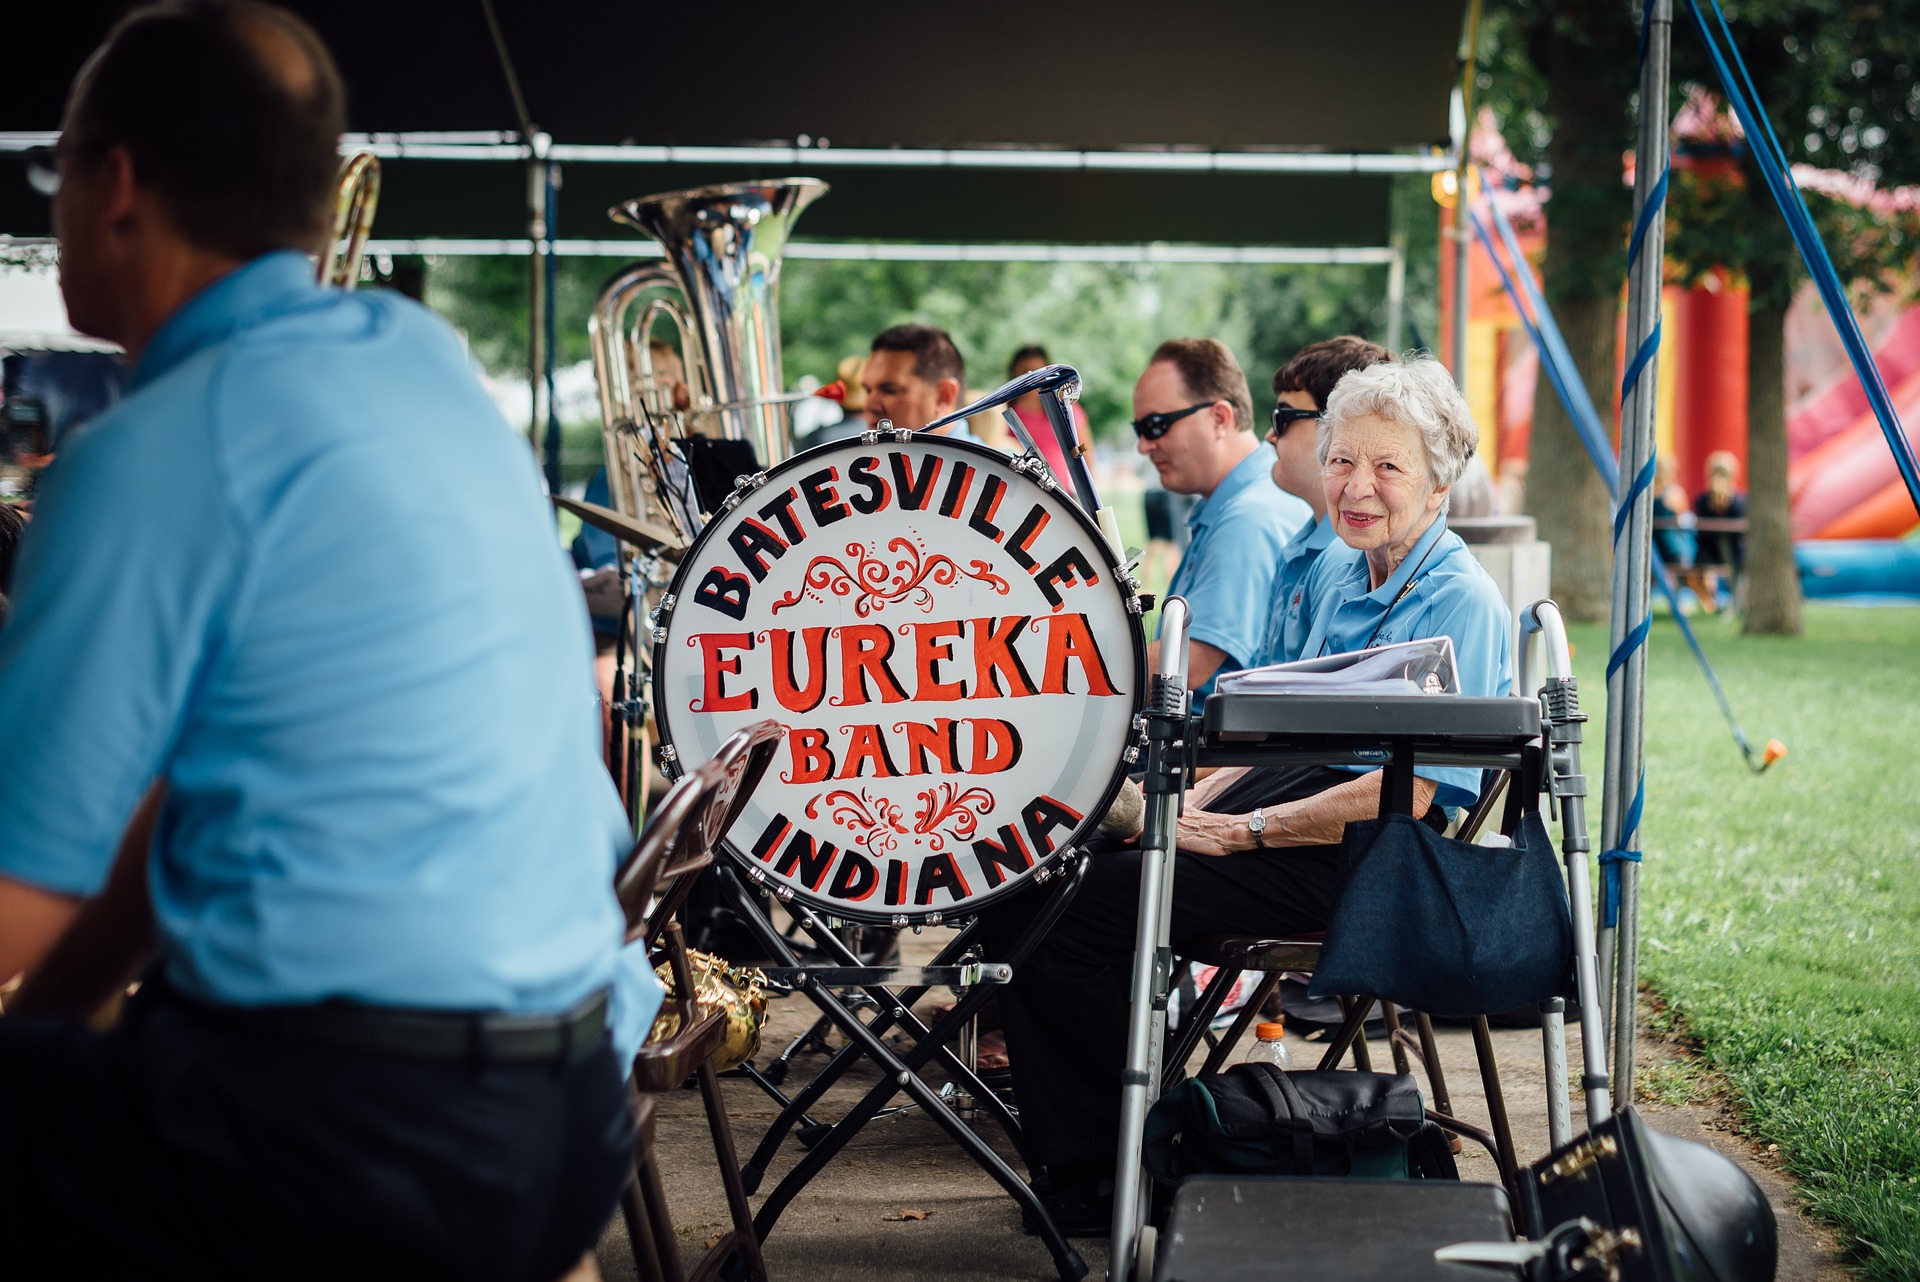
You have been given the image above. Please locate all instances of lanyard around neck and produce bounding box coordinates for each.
[1320,531,1442,657]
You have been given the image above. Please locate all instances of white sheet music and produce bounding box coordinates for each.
[1214,637,1459,697]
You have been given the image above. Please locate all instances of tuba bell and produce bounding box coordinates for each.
[588,178,828,550]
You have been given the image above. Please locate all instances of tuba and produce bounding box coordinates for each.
[588,178,828,550]
[320,152,381,289]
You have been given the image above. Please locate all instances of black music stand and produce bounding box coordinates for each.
[714,859,1095,1282]
[1107,599,1612,1282]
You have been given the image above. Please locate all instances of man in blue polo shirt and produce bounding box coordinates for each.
[1254,336,1392,665]
[0,5,634,1276]
[1135,338,1310,696]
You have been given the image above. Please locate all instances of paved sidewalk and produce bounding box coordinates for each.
[597,926,1844,1282]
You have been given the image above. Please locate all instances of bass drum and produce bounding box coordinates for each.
[653,433,1146,925]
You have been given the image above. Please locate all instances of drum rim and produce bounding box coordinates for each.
[650,431,1148,926]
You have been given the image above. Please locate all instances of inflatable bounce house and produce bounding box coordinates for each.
[1443,104,1920,603]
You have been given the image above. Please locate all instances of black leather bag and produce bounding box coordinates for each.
[1143,1066,1457,1184]
[1309,809,1575,1018]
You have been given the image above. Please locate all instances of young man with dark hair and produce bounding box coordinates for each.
[1135,337,1310,693]
[0,5,635,1276]
[1258,335,1393,663]
[862,322,975,437]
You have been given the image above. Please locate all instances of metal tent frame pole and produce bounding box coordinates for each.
[1599,0,1672,1105]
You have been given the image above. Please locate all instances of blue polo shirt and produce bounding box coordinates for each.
[1254,512,1353,666]
[1298,514,1513,809]
[0,251,637,1020]
[1161,444,1311,696]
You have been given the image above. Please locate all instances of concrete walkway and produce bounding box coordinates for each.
[598,926,1846,1282]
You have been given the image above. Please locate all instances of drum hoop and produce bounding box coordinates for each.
[650,432,1148,926]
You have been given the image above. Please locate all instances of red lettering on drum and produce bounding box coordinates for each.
[694,567,751,620]
[908,620,969,700]
[915,851,972,905]
[836,723,902,780]
[937,462,975,518]
[968,474,1008,543]
[1035,545,1101,611]
[773,829,838,893]
[971,823,1033,889]
[971,615,1038,698]
[1023,794,1085,856]
[690,633,757,712]
[827,850,879,901]
[890,452,942,510]
[757,487,806,541]
[768,626,831,713]
[966,718,1023,774]
[1006,504,1051,572]
[848,455,890,514]
[898,718,962,774]
[800,466,851,527]
[835,624,911,707]
[784,727,836,784]
[1035,613,1121,697]
[749,812,793,863]
[728,517,789,582]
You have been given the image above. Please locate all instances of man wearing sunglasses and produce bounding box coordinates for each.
[1256,336,1393,665]
[1134,338,1310,694]
[0,4,635,1276]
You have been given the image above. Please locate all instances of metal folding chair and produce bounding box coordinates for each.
[612,719,783,1282]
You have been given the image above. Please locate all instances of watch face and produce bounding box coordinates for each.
[1248,811,1266,834]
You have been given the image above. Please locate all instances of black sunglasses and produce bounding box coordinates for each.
[1268,405,1322,439]
[1130,401,1215,441]
[22,146,60,198]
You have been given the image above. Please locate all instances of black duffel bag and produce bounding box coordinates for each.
[1143,1066,1457,1184]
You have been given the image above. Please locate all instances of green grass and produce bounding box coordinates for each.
[1564,605,1920,1281]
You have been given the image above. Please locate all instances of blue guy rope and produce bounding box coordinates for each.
[1685,0,1920,521]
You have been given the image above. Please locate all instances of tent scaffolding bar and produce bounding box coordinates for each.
[353,239,1398,266]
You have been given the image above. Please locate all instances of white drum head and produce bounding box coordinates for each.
[653,435,1144,923]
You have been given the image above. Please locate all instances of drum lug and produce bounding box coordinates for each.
[651,626,668,646]
[924,912,943,927]
[774,884,795,903]
[649,592,676,625]
[860,428,884,445]
[890,914,910,927]
[657,743,679,780]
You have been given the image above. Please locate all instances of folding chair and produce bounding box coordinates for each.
[612,719,783,1282]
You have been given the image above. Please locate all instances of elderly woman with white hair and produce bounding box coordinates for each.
[986,354,1512,1236]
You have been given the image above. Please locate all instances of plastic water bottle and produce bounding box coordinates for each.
[1243,1020,1293,1070]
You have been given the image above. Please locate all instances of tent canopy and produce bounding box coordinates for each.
[5,0,1465,249]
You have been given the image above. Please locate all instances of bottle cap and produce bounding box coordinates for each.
[1255,1021,1286,1039]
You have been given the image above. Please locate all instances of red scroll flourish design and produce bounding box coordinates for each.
[912,782,997,852]
[805,787,908,856]
[771,537,1010,617]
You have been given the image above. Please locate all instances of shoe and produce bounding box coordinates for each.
[1019,1165,1113,1239]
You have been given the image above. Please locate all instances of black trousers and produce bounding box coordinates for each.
[0,983,632,1281]
[983,767,1353,1172]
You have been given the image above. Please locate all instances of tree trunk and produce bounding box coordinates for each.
[1742,300,1801,635]
[1526,296,1619,620]
[1518,7,1637,623]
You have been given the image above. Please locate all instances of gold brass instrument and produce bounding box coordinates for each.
[320,152,381,289]
[587,178,828,550]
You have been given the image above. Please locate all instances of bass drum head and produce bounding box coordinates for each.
[653,434,1145,924]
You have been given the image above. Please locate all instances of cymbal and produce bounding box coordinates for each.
[552,495,687,554]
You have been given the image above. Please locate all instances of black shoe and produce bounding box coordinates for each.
[1020,1166,1113,1239]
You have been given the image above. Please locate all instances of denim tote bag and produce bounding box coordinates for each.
[1308,810,1574,1018]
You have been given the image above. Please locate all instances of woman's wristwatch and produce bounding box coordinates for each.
[1247,808,1268,847]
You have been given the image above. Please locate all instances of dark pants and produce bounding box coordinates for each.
[0,984,632,1281]
[984,767,1351,1171]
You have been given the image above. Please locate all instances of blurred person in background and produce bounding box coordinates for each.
[861,323,976,440]
[1005,343,1091,477]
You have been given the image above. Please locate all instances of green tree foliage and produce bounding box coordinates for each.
[1663,0,1920,636]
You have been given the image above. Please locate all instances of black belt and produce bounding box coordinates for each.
[160,981,612,1066]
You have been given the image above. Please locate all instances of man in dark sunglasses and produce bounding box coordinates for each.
[1132,338,1311,695]
[1255,336,1393,665]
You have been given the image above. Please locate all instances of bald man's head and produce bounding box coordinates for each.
[64,1,345,258]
